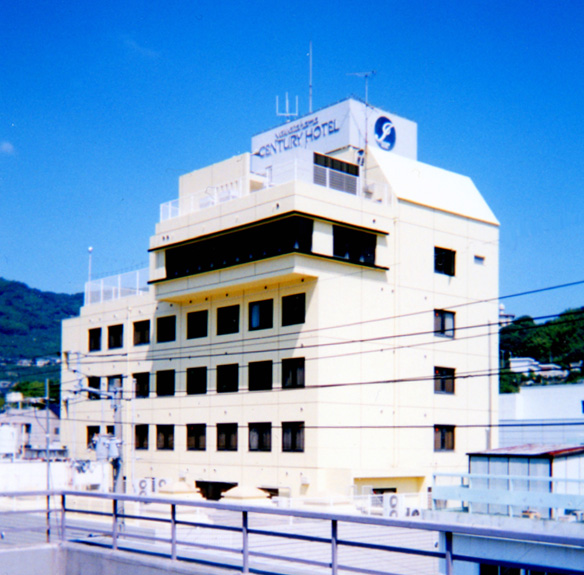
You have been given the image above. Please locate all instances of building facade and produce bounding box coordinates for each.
[61,99,499,499]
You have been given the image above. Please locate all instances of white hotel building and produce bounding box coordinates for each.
[61,99,499,500]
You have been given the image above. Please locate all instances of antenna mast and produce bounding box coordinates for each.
[276,93,299,122]
[308,41,313,113]
[347,70,376,105]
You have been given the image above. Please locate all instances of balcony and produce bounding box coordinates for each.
[84,268,149,306]
[159,157,388,223]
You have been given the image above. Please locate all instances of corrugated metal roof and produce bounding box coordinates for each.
[468,443,584,458]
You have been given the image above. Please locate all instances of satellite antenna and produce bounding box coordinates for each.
[347,70,376,105]
[276,92,298,122]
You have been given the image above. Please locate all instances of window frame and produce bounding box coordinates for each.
[135,424,149,450]
[133,320,150,346]
[217,423,238,451]
[86,425,100,447]
[282,357,305,389]
[87,376,101,400]
[156,315,176,343]
[434,247,456,277]
[282,293,306,327]
[434,310,455,338]
[249,299,273,331]
[217,305,240,336]
[186,366,207,395]
[187,310,208,339]
[186,424,206,451]
[88,328,102,352]
[217,363,239,393]
[156,424,174,450]
[108,324,124,349]
[156,369,175,397]
[434,367,455,394]
[249,422,272,452]
[434,425,455,452]
[282,421,305,452]
[248,360,273,391]
[134,372,150,398]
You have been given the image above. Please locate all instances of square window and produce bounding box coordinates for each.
[134,372,150,398]
[156,370,175,396]
[217,363,239,393]
[135,424,149,450]
[434,310,455,338]
[107,375,122,393]
[87,376,101,400]
[106,425,114,436]
[86,425,100,447]
[187,310,208,339]
[133,320,150,346]
[434,425,455,451]
[249,299,273,331]
[186,424,206,451]
[248,360,273,391]
[88,328,102,352]
[249,422,271,451]
[434,247,456,276]
[282,421,304,452]
[217,305,240,335]
[282,293,305,327]
[282,358,305,389]
[157,315,176,343]
[434,367,455,394]
[108,324,124,349]
[186,367,207,395]
[217,423,238,451]
[156,425,174,450]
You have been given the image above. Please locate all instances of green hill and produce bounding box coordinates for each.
[0,278,83,360]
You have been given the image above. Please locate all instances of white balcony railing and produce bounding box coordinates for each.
[159,158,389,223]
[85,268,150,306]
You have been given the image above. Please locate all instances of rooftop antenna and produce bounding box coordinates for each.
[308,41,313,113]
[347,70,376,106]
[276,92,298,122]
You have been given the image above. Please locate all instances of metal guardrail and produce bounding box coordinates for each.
[1,490,584,575]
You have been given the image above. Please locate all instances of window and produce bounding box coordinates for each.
[157,315,176,343]
[187,310,208,339]
[108,324,123,349]
[134,372,150,398]
[249,299,273,331]
[186,424,206,451]
[87,376,101,400]
[217,305,240,335]
[249,422,271,451]
[133,320,150,346]
[434,247,456,276]
[434,425,455,451]
[187,367,207,395]
[333,226,376,265]
[217,363,238,393]
[157,425,174,450]
[248,360,273,391]
[88,328,101,352]
[282,422,304,452]
[282,358,305,389]
[434,310,455,338]
[282,293,305,326]
[86,425,100,447]
[156,370,175,396]
[434,367,455,394]
[474,255,485,265]
[106,425,114,435]
[135,424,149,450]
[217,423,238,451]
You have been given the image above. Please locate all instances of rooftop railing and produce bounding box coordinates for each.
[1,489,583,575]
[84,268,150,306]
[159,159,388,223]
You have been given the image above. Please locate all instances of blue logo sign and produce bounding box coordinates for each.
[374,116,396,151]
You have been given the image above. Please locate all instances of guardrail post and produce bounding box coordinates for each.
[60,494,66,542]
[46,492,51,543]
[242,510,249,574]
[445,531,453,575]
[171,504,177,560]
[112,498,118,550]
[331,519,338,575]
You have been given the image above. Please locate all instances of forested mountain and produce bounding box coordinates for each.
[0,278,83,360]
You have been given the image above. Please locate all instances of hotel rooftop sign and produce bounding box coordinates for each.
[251,98,417,171]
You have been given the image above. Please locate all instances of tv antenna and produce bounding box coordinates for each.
[347,70,376,105]
[276,92,298,122]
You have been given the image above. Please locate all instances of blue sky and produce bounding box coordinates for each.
[1,0,583,320]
